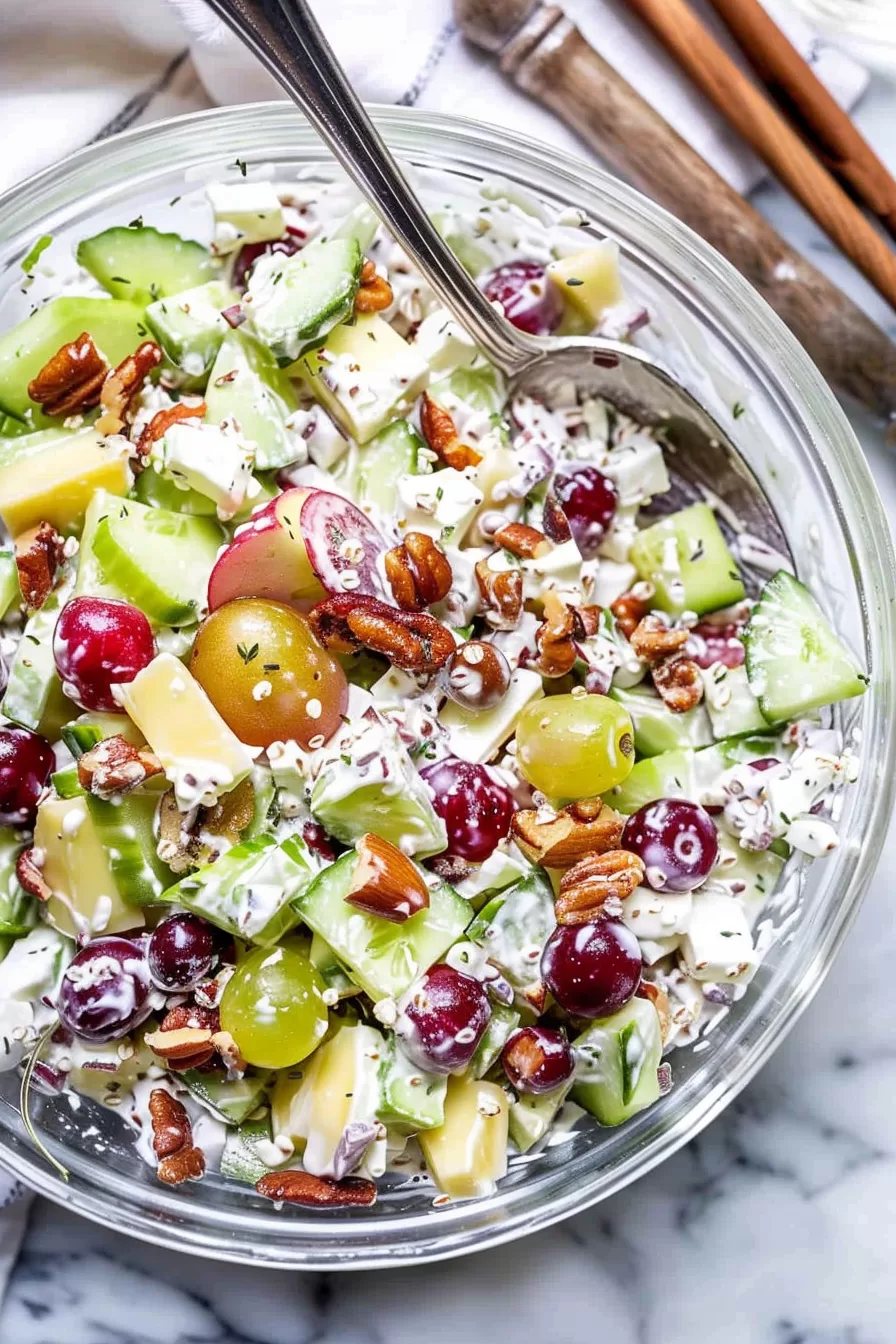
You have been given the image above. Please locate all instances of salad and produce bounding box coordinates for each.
[0,171,867,1208]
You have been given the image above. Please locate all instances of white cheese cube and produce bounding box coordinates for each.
[640,935,682,966]
[206,181,285,249]
[412,308,479,375]
[603,435,670,507]
[455,842,531,902]
[620,887,692,940]
[303,314,429,444]
[285,405,346,471]
[396,468,483,545]
[521,539,583,601]
[441,667,543,763]
[588,557,637,606]
[680,891,757,985]
[152,420,258,521]
[598,504,639,565]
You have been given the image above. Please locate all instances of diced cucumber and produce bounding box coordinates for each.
[469,1002,520,1079]
[145,280,236,377]
[431,210,492,277]
[91,495,223,625]
[0,553,19,619]
[220,1115,281,1184]
[630,503,745,617]
[0,427,131,538]
[35,794,144,937]
[181,1068,272,1125]
[377,1033,447,1133]
[308,931,360,1000]
[0,829,37,938]
[0,297,145,426]
[332,201,380,254]
[468,872,555,1008]
[74,488,128,602]
[76,226,216,307]
[714,843,784,928]
[85,792,169,906]
[356,419,423,516]
[60,719,107,758]
[605,748,695,815]
[245,237,362,364]
[429,365,505,418]
[744,569,867,723]
[51,766,83,799]
[509,1081,574,1154]
[293,850,473,1001]
[1,568,74,731]
[205,328,301,470]
[610,684,712,757]
[701,662,768,738]
[573,997,663,1126]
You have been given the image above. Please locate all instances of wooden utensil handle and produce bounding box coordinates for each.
[707,0,896,238]
[491,4,896,421]
[624,0,896,314]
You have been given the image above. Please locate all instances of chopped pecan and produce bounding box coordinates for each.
[211,1030,246,1075]
[610,582,655,638]
[556,849,646,925]
[638,981,672,1043]
[533,591,577,679]
[134,399,207,460]
[354,258,394,314]
[345,833,430,923]
[158,1146,207,1185]
[255,1170,377,1207]
[652,655,704,713]
[493,521,551,560]
[542,490,572,544]
[27,332,108,417]
[385,531,452,611]
[512,800,624,868]
[14,522,65,611]
[95,340,163,436]
[149,1088,192,1160]
[419,393,482,470]
[629,614,688,665]
[475,557,523,630]
[77,734,163,798]
[571,605,602,639]
[310,593,455,674]
[159,1003,221,1034]
[442,639,510,711]
[16,848,52,901]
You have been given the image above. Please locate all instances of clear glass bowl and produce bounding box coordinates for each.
[0,104,893,1270]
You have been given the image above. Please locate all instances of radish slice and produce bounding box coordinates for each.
[300,490,387,599]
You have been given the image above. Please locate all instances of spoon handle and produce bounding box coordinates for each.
[202,0,537,374]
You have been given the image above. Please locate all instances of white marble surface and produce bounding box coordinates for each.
[3,67,896,1344]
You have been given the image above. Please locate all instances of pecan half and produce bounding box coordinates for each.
[77,734,163,799]
[419,393,482,470]
[134,399,207,461]
[629,614,689,665]
[542,491,572,544]
[149,1088,192,1160]
[14,522,65,611]
[345,833,430,923]
[611,582,655,638]
[385,531,452,611]
[158,1146,207,1185]
[27,332,108,417]
[96,340,163,436]
[533,591,577,679]
[310,593,455,674]
[16,848,52,902]
[638,981,672,1044]
[571,605,602,639]
[255,1170,377,1207]
[512,800,624,868]
[493,521,551,560]
[442,640,510,711]
[475,557,523,630]
[652,655,704,713]
[354,258,393,314]
[556,850,646,925]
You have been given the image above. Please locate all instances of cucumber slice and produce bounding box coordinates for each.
[145,280,236,376]
[356,419,423,516]
[630,503,745,617]
[0,298,145,425]
[509,1081,574,1154]
[573,997,663,1126]
[51,766,83,799]
[431,211,492,277]
[245,237,362,364]
[469,1002,520,1079]
[205,328,301,470]
[332,202,380,253]
[308,930,361,1000]
[293,850,473,1001]
[377,1033,447,1133]
[90,496,223,626]
[744,569,867,722]
[85,792,169,906]
[701,662,767,739]
[76,226,216,308]
[1,567,74,731]
[0,553,19,619]
[181,1068,272,1125]
[220,1115,281,1185]
[468,872,555,1008]
[0,829,38,938]
[610,684,712,757]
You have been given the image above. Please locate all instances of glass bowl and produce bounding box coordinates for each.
[0,104,893,1270]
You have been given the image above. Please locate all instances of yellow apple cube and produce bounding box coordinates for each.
[35,796,144,938]
[0,428,131,537]
[547,243,623,326]
[419,1073,509,1199]
[302,313,429,444]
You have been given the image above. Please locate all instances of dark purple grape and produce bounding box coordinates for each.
[541,919,641,1019]
[689,621,745,670]
[502,1026,575,1094]
[419,757,514,863]
[480,261,563,336]
[147,913,216,992]
[57,937,152,1043]
[552,466,618,558]
[0,725,54,826]
[397,963,491,1074]
[232,227,306,291]
[622,798,718,893]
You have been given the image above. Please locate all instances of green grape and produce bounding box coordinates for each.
[219,939,329,1069]
[515,693,635,800]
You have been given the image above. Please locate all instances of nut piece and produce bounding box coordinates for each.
[16,848,52,902]
[158,1146,207,1185]
[310,593,456,674]
[27,332,108,417]
[385,531,452,611]
[475,557,523,630]
[652,655,704,713]
[571,605,602,639]
[533,591,578,679]
[511,800,625,868]
[147,1004,219,1070]
[145,1025,215,1061]
[638,981,672,1044]
[493,522,551,560]
[629,614,689,665]
[419,393,482,470]
[148,1088,193,1160]
[95,340,163,436]
[441,639,510,712]
[345,833,430,923]
[77,734,163,799]
[135,399,207,461]
[211,1029,246,1075]
[156,778,256,873]
[542,491,572,544]
[255,1170,377,1207]
[354,258,394,314]
[556,850,646,925]
[610,582,655,638]
[15,522,65,611]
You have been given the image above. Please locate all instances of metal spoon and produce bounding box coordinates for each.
[204,0,788,565]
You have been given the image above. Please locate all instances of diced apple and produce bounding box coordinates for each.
[35,796,144,938]
[0,427,131,537]
[302,313,429,444]
[207,486,324,612]
[547,243,623,326]
[206,181,285,250]
[298,1025,385,1178]
[419,1074,509,1199]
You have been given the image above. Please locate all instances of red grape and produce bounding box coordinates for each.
[396,962,491,1074]
[232,227,306,292]
[541,919,641,1018]
[0,726,54,826]
[53,597,155,712]
[419,757,514,863]
[688,621,745,670]
[57,937,152,1043]
[147,913,216,992]
[481,261,563,336]
[622,798,718,892]
[552,466,618,558]
[502,1026,574,1094]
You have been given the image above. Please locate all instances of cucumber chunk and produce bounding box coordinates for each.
[51,766,83,799]
[245,237,362,364]
[181,1068,272,1125]
[429,365,505,418]
[509,1081,574,1154]
[76,226,216,307]
[332,201,380,254]
[573,997,663,1126]
[377,1034,447,1133]
[1,568,74,731]
[744,569,867,723]
[356,419,423,516]
[220,1115,282,1184]
[90,496,223,625]
[468,872,555,1008]
[308,931,360,1000]
[630,503,745,616]
[145,280,236,377]
[205,328,301,470]
[85,792,169,906]
[0,829,38,938]
[610,684,712,757]
[701,662,767,739]
[469,1001,520,1079]
[0,553,19,619]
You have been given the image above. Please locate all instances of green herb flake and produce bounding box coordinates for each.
[128,216,144,229]
[237,641,260,665]
[234,158,248,177]
[565,277,584,287]
[20,235,52,273]
[169,195,181,207]
[732,401,745,420]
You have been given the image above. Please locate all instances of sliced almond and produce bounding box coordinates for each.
[345,833,430,923]
[144,1026,214,1060]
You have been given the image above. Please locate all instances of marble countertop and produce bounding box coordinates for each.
[3,67,896,1344]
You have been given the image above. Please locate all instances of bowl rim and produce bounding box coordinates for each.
[1,100,894,1271]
